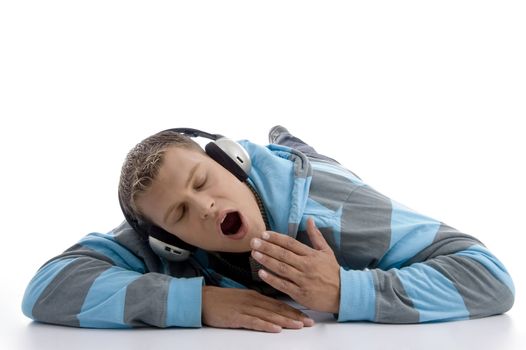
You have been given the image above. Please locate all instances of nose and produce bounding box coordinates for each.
[194,196,215,220]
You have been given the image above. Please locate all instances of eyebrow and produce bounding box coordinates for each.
[162,163,200,225]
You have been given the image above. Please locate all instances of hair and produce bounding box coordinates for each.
[118,130,204,224]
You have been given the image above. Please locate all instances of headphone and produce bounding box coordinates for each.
[118,128,252,262]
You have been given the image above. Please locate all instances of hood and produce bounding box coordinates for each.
[238,140,312,238]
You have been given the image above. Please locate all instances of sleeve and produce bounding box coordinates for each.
[21,231,204,328]
[334,184,515,323]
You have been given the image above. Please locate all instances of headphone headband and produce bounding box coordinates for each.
[161,127,224,141]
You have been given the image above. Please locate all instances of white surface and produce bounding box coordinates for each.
[4,309,526,350]
[1,1,525,349]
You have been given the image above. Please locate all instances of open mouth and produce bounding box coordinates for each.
[218,210,247,240]
[221,211,242,235]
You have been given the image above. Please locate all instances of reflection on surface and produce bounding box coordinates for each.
[18,314,522,350]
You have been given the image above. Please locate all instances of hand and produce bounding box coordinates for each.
[201,286,314,333]
[250,217,341,313]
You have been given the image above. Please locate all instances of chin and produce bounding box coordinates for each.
[218,241,252,253]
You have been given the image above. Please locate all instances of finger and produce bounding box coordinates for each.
[237,314,283,333]
[251,237,304,270]
[306,217,330,251]
[253,292,315,326]
[258,268,301,299]
[252,250,302,283]
[261,231,312,256]
[249,307,304,330]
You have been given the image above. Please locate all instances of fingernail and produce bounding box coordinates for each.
[262,231,270,240]
[253,251,263,260]
[293,320,304,328]
[251,238,261,248]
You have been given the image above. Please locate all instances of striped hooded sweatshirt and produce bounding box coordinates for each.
[22,126,515,328]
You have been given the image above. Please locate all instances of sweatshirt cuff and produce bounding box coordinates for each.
[166,276,204,327]
[337,267,376,322]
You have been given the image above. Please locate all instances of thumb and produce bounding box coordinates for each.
[306,217,330,251]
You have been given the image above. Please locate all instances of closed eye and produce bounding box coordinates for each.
[195,175,207,190]
[173,174,208,223]
[175,205,186,223]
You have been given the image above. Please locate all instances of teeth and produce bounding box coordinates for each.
[221,215,226,224]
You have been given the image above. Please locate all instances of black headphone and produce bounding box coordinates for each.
[118,128,252,262]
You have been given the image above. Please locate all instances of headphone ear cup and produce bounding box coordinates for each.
[205,139,251,181]
[148,236,191,262]
[148,224,195,251]
[119,208,194,262]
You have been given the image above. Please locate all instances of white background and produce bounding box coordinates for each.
[1,1,525,349]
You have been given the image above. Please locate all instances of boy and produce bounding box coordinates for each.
[22,126,514,332]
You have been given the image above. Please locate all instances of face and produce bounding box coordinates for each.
[136,146,266,253]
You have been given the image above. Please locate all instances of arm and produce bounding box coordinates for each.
[264,125,514,322]
[251,185,515,323]
[22,226,313,331]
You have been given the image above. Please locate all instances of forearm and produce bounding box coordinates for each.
[23,255,204,328]
[337,245,515,323]
[22,230,206,328]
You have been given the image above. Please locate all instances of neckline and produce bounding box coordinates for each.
[246,181,270,231]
